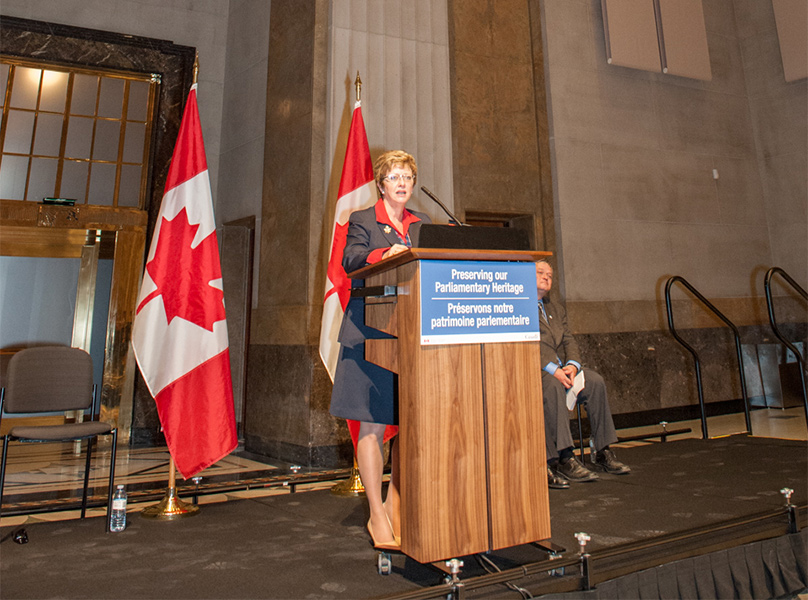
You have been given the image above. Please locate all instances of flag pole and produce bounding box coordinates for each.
[331,71,367,498]
[141,52,204,519]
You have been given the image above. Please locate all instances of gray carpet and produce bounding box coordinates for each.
[1,435,805,599]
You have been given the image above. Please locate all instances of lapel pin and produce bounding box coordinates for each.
[383,225,392,234]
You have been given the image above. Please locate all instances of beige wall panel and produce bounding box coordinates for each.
[218,45,269,280]
[400,39,420,169]
[772,0,808,82]
[600,146,720,224]
[668,223,772,297]
[561,219,674,302]
[602,0,662,72]
[430,44,453,206]
[712,156,767,227]
[549,138,610,223]
[747,88,808,158]
[547,67,662,147]
[761,153,808,225]
[733,0,777,40]
[701,28,747,95]
[740,27,789,99]
[653,83,754,156]
[542,0,598,74]
[328,0,453,225]
[770,223,808,283]
[701,0,739,38]
[658,0,712,80]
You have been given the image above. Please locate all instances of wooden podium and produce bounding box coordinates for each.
[349,248,552,564]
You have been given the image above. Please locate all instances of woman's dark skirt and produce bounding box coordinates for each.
[329,296,397,425]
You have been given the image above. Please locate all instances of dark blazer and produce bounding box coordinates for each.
[538,297,582,371]
[338,204,431,348]
[342,204,429,274]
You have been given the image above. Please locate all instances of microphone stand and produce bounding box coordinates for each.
[420,186,469,226]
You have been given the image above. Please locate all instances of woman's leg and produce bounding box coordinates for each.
[357,421,396,545]
[384,436,400,538]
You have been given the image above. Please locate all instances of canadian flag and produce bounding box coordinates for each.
[319,101,397,447]
[132,83,237,479]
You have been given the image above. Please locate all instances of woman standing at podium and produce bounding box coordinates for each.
[330,150,431,550]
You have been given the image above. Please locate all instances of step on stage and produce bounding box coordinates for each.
[1,435,806,599]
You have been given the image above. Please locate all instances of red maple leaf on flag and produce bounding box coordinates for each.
[137,207,225,331]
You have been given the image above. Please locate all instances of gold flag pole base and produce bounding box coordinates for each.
[331,457,365,497]
[141,456,201,519]
[140,486,200,520]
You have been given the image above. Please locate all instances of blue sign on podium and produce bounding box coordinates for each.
[419,260,540,345]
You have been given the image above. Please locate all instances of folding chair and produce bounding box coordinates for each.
[0,346,118,532]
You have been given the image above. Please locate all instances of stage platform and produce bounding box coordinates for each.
[1,433,806,599]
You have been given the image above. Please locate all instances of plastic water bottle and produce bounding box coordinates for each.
[110,484,127,532]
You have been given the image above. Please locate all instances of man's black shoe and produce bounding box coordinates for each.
[593,447,631,474]
[547,466,569,489]
[553,456,598,482]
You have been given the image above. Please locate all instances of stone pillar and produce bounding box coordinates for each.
[244,0,339,466]
[448,0,555,255]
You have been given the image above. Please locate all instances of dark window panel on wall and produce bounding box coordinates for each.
[32,113,63,157]
[772,0,808,82]
[28,157,58,201]
[98,77,124,119]
[126,80,150,121]
[88,162,116,205]
[4,110,34,154]
[71,74,98,116]
[65,116,93,159]
[602,0,662,72]
[92,119,122,162]
[657,0,711,80]
[61,160,89,201]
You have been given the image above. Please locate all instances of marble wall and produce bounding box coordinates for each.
[735,0,807,283]
[537,0,806,416]
[539,0,806,321]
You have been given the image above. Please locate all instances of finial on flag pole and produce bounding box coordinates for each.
[193,52,199,85]
[355,71,362,102]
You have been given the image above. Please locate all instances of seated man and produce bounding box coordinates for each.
[536,259,630,487]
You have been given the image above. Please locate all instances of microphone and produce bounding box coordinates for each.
[420,186,469,226]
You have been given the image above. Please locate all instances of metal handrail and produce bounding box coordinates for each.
[664,276,751,439]
[764,267,807,427]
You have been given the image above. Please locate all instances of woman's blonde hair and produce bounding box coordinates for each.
[374,150,417,192]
